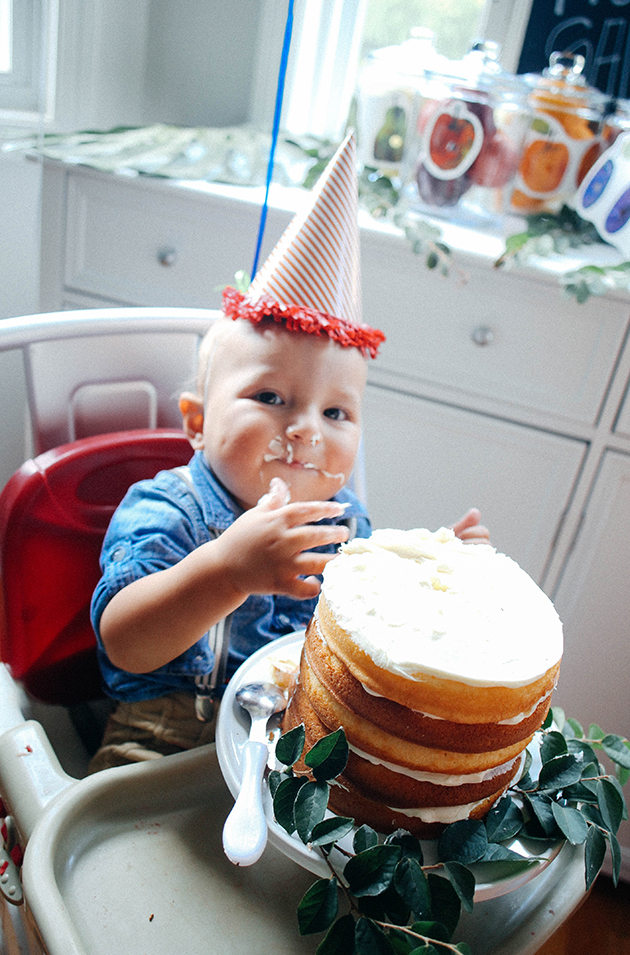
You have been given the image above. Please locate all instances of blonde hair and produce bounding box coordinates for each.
[196,316,234,398]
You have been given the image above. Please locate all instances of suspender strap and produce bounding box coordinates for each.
[171,466,231,720]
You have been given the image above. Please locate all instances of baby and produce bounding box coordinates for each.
[88,136,487,771]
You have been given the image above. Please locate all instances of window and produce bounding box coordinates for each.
[271,0,531,141]
[0,0,58,125]
[0,0,11,74]
[360,0,486,62]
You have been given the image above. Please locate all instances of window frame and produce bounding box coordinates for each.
[0,0,58,127]
[251,0,534,141]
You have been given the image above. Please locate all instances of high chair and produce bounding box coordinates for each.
[0,308,589,955]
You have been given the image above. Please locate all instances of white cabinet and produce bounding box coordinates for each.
[38,159,630,876]
[362,386,585,583]
[552,451,630,859]
[360,228,630,431]
[553,450,630,739]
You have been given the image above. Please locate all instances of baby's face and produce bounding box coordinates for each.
[186,320,366,509]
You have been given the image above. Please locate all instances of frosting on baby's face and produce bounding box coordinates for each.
[263,435,346,485]
[322,528,563,688]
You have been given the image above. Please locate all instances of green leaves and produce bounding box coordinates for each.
[600,735,630,772]
[273,720,628,953]
[345,845,402,897]
[394,858,431,920]
[295,781,332,843]
[298,878,338,936]
[438,820,487,865]
[275,723,305,767]
[537,753,584,792]
[305,727,349,781]
[585,826,607,890]
[551,803,589,845]
[494,205,612,303]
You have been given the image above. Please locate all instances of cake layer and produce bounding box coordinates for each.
[321,528,563,696]
[327,779,507,839]
[303,617,551,750]
[284,681,524,809]
[289,662,533,775]
[318,592,560,724]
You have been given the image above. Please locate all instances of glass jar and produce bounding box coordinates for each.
[403,41,530,223]
[354,28,445,182]
[509,52,616,214]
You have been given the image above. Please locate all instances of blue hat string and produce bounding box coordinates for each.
[250,0,296,281]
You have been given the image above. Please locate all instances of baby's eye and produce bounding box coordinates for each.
[323,407,348,421]
[254,391,283,405]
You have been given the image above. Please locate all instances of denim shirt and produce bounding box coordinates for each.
[91,451,371,701]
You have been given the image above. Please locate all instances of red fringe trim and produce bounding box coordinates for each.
[222,287,385,358]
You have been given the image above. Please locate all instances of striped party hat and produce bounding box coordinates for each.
[222,133,385,358]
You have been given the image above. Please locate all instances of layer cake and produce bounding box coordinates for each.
[283,528,563,837]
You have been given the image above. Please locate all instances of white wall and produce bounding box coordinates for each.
[0,151,42,320]
[0,0,268,321]
[143,0,263,127]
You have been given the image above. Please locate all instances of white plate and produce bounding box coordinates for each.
[215,632,562,901]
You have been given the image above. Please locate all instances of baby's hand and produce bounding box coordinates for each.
[451,508,490,544]
[216,478,349,600]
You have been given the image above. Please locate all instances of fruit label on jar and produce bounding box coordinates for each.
[419,100,484,181]
[512,113,603,207]
[576,133,630,257]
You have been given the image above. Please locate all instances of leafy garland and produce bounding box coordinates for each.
[269,707,629,955]
[493,205,630,303]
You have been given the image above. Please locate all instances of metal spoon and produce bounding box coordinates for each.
[222,682,287,866]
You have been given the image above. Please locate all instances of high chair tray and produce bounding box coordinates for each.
[22,744,321,955]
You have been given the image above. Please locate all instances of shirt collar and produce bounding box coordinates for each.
[188,451,244,530]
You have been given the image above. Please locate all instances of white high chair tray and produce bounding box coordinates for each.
[0,643,586,955]
[216,632,567,903]
[21,743,322,955]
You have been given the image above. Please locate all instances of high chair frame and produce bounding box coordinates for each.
[0,308,588,955]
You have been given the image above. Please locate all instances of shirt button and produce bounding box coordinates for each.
[110,547,126,562]
[277,614,290,627]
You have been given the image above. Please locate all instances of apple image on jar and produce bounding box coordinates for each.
[420,99,484,179]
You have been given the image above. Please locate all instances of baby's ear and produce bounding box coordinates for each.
[179,392,205,449]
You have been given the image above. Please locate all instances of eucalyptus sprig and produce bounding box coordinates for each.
[493,205,630,303]
[270,710,628,955]
[356,166,462,283]
[494,205,604,269]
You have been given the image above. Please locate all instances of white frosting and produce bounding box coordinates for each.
[350,745,523,787]
[388,798,490,825]
[322,527,562,689]
[361,682,554,724]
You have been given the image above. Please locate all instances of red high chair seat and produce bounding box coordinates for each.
[0,428,192,706]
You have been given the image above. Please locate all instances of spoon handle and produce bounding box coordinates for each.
[222,740,269,866]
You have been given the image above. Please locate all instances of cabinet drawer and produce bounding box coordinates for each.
[362,385,586,584]
[64,174,291,308]
[361,230,630,428]
[614,380,630,438]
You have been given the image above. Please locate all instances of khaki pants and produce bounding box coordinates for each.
[88,691,218,774]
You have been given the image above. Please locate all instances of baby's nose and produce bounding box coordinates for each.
[286,411,321,442]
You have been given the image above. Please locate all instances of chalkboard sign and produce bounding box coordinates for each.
[517,0,630,99]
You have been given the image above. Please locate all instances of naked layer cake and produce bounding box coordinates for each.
[283,527,563,837]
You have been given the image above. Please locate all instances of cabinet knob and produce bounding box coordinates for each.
[471,325,495,347]
[157,247,178,267]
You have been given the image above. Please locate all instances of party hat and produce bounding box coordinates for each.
[222,133,385,358]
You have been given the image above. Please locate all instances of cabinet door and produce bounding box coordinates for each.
[361,386,585,585]
[552,450,630,740]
